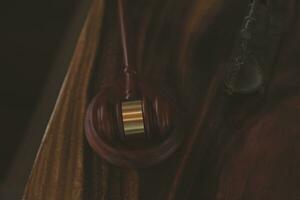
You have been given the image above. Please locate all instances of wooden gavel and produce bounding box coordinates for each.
[84,0,183,168]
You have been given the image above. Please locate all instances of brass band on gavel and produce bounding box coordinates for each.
[121,100,145,136]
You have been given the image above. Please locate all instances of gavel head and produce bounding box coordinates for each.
[85,75,183,168]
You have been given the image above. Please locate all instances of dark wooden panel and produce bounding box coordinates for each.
[0,0,81,179]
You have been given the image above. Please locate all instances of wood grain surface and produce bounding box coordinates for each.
[24,0,300,199]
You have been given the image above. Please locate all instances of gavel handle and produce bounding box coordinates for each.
[117,0,138,100]
[117,0,130,69]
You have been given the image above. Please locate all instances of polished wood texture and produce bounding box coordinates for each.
[24,0,300,199]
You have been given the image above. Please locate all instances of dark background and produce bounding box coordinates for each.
[0,0,81,183]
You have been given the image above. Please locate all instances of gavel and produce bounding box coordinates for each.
[85,0,183,168]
